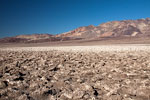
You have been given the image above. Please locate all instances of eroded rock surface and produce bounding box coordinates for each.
[0,50,150,100]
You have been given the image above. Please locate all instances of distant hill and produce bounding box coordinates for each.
[57,18,150,38]
[1,18,150,43]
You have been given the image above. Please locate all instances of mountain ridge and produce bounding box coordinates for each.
[1,18,150,43]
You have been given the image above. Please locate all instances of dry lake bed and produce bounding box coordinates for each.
[0,44,150,100]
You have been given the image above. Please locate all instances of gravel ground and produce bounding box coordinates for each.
[0,45,150,100]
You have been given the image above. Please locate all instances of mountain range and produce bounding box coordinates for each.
[1,18,150,43]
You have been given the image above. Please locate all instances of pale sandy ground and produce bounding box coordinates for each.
[1,44,150,52]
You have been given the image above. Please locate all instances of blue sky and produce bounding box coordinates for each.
[0,0,150,38]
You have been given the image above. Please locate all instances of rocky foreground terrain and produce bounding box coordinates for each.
[0,46,150,100]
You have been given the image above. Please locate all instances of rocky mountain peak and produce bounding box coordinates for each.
[1,18,150,43]
[58,18,150,38]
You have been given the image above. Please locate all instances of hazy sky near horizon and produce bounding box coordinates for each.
[0,0,150,38]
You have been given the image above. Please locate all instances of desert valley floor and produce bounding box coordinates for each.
[0,44,150,100]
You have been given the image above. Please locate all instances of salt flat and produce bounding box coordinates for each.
[1,44,150,52]
[0,44,150,100]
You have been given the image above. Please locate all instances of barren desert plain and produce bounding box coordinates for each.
[0,43,150,100]
[1,0,150,99]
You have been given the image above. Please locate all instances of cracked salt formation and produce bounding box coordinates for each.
[0,46,150,100]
